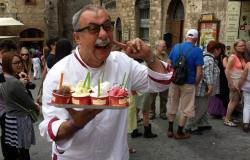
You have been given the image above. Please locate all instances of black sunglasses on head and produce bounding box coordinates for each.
[75,20,114,34]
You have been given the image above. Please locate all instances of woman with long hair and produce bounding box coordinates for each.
[224,39,246,127]
[19,47,35,99]
[0,52,39,160]
[19,47,32,76]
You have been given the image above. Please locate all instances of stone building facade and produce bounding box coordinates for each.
[45,0,249,50]
[0,0,47,49]
[90,0,249,49]
[45,0,91,41]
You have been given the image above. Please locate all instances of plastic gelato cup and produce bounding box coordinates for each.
[52,90,71,104]
[109,96,129,106]
[91,95,109,106]
[109,86,129,106]
[90,81,110,106]
[72,86,91,105]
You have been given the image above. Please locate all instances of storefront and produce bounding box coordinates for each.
[0,17,24,45]
[225,0,250,48]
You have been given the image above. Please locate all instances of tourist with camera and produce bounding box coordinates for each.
[0,51,40,160]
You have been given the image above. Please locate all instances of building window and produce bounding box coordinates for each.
[136,0,150,42]
[139,28,149,41]
[25,0,36,5]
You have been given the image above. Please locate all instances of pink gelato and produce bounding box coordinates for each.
[109,86,128,97]
[109,86,129,107]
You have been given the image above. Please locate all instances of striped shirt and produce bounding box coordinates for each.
[196,52,220,96]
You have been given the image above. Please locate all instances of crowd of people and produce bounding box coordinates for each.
[0,36,72,159]
[0,4,249,160]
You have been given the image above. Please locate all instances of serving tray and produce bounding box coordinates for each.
[47,103,128,109]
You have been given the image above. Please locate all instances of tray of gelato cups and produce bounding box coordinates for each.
[47,103,128,109]
[49,81,128,109]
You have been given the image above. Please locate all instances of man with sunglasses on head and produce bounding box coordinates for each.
[39,5,173,160]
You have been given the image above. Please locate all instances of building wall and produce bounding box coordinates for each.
[0,0,47,39]
[91,0,229,48]
[46,0,91,40]
[46,0,247,49]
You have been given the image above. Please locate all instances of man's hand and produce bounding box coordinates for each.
[55,108,103,141]
[113,39,173,74]
[66,108,103,129]
[113,38,152,61]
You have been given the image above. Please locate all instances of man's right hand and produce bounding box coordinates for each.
[66,108,103,129]
[55,108,103,141]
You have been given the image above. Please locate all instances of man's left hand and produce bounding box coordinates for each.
[113,38,152,61]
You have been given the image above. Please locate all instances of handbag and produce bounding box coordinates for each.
[12,101,39,123]
[0,83,39,123]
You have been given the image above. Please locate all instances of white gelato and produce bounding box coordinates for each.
[90,81,110,97]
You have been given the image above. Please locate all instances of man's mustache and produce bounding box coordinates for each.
[95,39,110,47]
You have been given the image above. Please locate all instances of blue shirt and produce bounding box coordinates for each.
[169,42,204,84]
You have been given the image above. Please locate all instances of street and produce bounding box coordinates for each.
[0,79,250,160]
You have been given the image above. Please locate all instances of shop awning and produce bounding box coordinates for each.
[0,36,19,39]
[0,17,24,26]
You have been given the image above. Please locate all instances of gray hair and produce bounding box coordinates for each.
[72,5,107,32]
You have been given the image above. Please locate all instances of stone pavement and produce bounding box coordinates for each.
[129,117,250,160]
[0,79,249,160]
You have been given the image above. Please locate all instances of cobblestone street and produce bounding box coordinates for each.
[0,79,249,160]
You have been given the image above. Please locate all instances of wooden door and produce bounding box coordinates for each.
[170,20,184,45]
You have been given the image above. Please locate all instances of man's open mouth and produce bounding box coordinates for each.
[95,44,110,49]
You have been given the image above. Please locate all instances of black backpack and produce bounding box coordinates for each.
[172,44,193,85]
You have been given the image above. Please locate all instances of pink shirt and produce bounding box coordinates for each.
[230,54,246,71]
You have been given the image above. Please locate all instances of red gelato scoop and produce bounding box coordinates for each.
[109,86,128,97]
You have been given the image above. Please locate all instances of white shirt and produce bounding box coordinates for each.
[39,47,173,160]
[32,57,41,67]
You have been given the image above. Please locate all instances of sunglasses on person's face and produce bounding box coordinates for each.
[21,53,29,56]
[75,20,114,34]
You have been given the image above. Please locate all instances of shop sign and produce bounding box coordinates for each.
[225,1,241,47]
[239,1,250,40]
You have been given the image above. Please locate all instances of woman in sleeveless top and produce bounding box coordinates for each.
[239,62,250,132]
[224,39,246,127]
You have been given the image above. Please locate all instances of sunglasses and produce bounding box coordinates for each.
[75,20,114,34]
[21,54,29,56]
[12,60,23,65]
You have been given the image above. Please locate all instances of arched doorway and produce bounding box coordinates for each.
[115,18,122,41]
[166,0,184,45]
[19,28,44,51]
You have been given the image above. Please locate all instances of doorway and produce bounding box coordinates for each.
[166,0,184,45]
[116,18,122,42]
[19,28,44,51]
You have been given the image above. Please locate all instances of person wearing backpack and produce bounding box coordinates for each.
[166,29,204,139]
